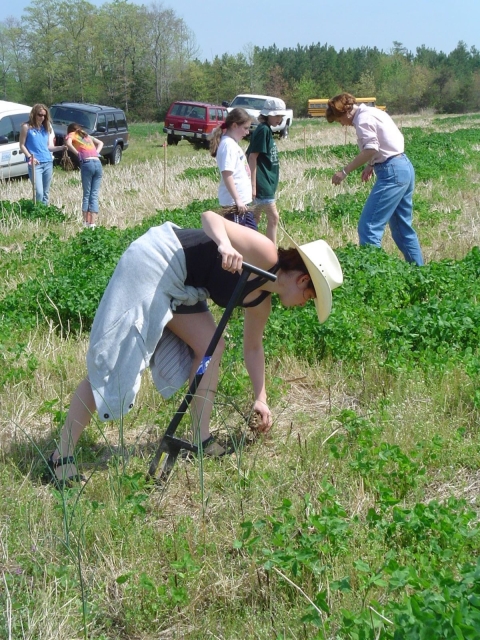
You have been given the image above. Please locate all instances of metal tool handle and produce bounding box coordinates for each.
[147,262,276,480]
[241,261,277,282]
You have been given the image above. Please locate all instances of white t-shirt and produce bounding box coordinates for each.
[353,104,404,165]
[216,135,252,206]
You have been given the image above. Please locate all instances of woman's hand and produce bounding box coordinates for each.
[252,399,273,433]
[361,166,374,182]
[217,242,243,272]
[234,199,247,214]
[332,170,347,185]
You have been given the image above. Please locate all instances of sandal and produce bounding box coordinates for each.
[46,454,87,488]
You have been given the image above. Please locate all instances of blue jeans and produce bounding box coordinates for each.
[81,160,103,213]
[28,161,53,205]
[358,154,424,266]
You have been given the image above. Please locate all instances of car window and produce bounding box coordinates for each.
[188,106,206,119]
[222,109,228,120]
[216,109,223,120]
[170,103,191,117]
[11,113,29,141]
[209,108,217,121]
[115,112,127,129]
[0,116,14,143]
[51,106,94,129]
[72,111,92,128]
[230,97,250,108]
[106,113,116,131]
[231,97,265,110]
[97,114,106,130]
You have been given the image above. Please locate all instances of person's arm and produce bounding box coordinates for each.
[47,128,67,153]
[332,148,376,185]
[243,298,272,431]
[248,152,259,200]
[92,136,103,154]
[65,135,79,158]
[19,124,33,162]
[201,210,277,272]
[222,171,247,213]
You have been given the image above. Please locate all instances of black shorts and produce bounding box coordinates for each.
[174,300,209,314]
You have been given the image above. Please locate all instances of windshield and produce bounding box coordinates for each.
[50,106,95,130]
[230,96,267,110]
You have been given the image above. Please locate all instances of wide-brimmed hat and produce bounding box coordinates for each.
[260,97,287,117]
[282,230,343,323]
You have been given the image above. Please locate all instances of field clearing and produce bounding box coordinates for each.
[1,112,480,639]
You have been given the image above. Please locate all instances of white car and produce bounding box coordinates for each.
[0,100,32,179]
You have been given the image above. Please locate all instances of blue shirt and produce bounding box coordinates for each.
[25,127,52,163]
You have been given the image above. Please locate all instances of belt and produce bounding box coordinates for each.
[81,157,100,162]
[375,153,404,165]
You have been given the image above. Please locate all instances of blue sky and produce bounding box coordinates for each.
[1,0,479,61]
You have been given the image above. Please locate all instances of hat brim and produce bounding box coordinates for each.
[260,110,287,117]
[281,231,343,324]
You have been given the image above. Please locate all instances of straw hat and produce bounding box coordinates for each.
[282,231,343,323]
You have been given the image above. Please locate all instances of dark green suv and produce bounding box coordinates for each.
[50,102,129,165]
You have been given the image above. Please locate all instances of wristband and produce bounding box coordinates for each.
[341,168,348,177]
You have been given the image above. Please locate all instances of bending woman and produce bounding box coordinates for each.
[19,104,65,205]
[65,123,104,228]
[48,211,342,483]
[327,93,423,266]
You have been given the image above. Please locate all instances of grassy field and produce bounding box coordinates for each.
[1,112,480,639]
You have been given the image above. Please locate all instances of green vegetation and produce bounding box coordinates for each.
[0,116,480,639]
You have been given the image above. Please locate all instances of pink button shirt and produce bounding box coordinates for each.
[352,104,404,165]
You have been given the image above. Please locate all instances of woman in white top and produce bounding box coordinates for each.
[210,108,257,230]
[327,93,423,266]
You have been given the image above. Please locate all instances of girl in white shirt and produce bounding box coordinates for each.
[210,108,257,229]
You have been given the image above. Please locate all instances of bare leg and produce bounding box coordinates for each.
[262,202,279,245]
[166,311,224,444]
[254,202,279,244]
[82,211,94,227]
[52,377,96,480]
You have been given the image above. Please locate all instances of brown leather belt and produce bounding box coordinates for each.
[375,153,404,166]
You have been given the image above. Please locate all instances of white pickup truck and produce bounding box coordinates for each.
[222,94,293,139]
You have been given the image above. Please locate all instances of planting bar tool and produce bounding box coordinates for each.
[147,262,277,484]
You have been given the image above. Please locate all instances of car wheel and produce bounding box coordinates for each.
[280,124,289,139]
[167,134,178,146]
[109,144,122,165]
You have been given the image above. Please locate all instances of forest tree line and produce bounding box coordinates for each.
[1,0,480,120]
